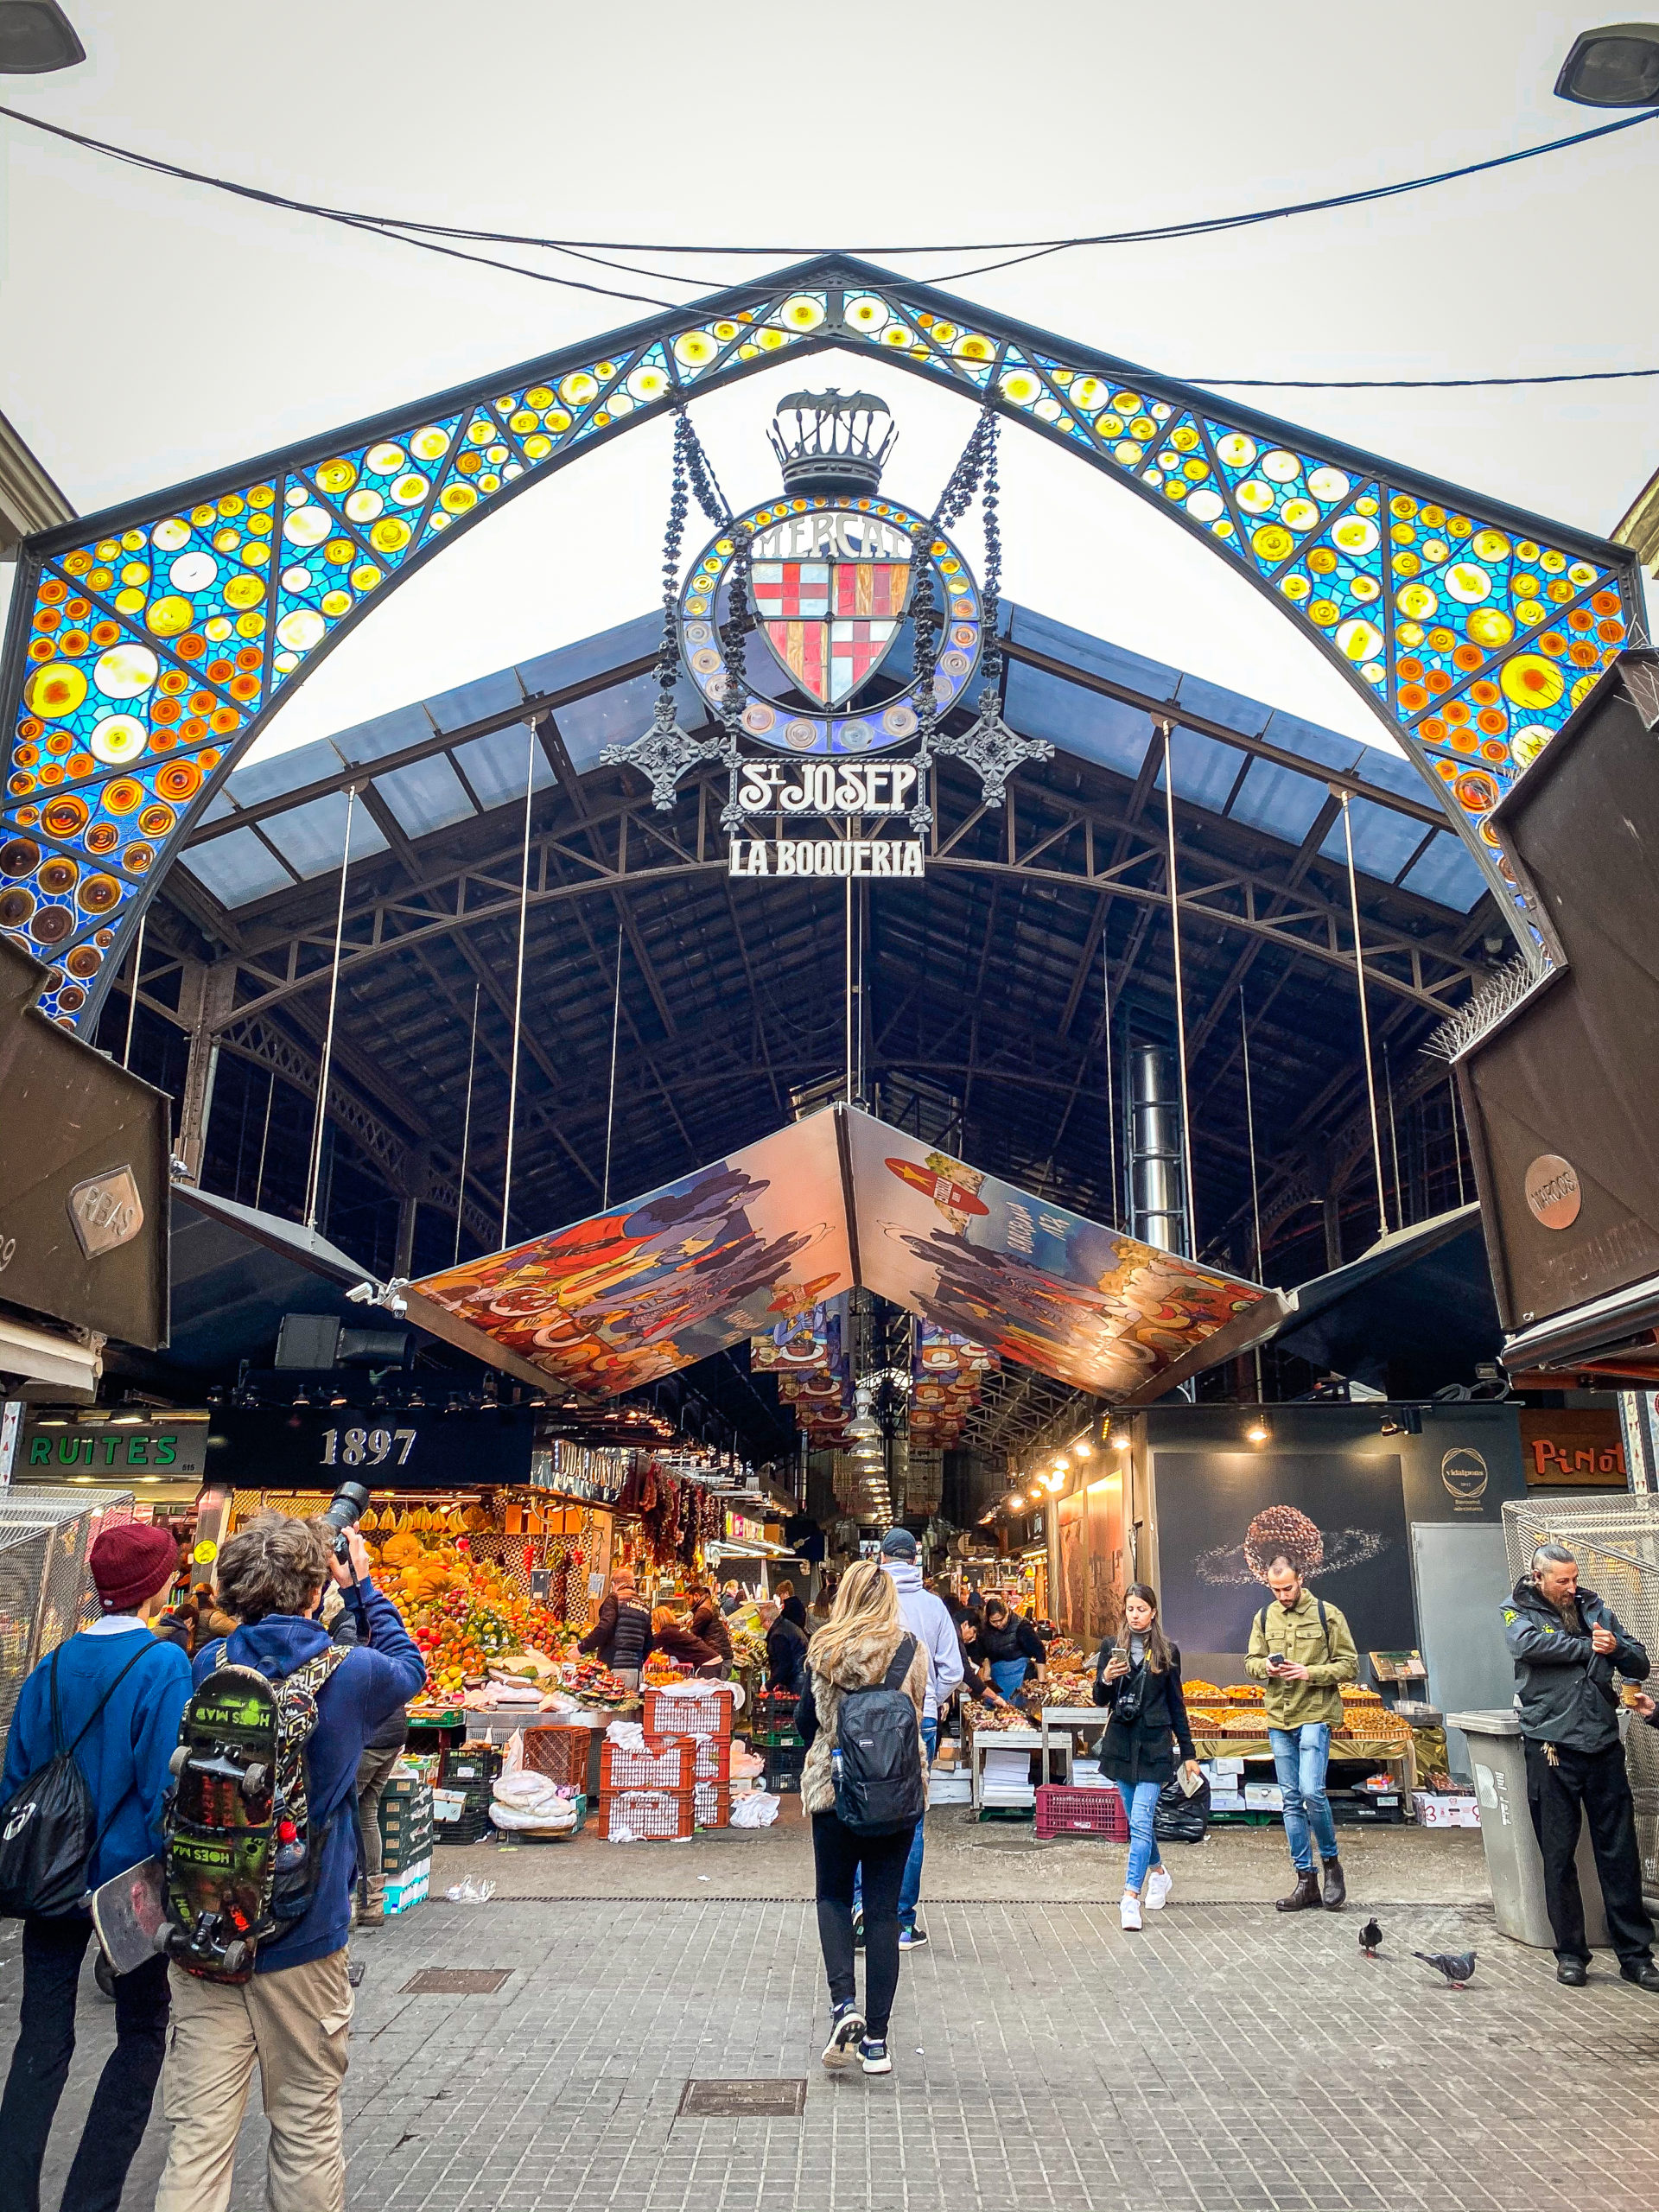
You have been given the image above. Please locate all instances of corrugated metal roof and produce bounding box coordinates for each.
[180,599,1486,912]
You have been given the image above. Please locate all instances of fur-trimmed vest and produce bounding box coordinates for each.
[800,1621,930,1815]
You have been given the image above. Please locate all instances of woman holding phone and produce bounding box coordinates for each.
[1093,1584,1202,1929]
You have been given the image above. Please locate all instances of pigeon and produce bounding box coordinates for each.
[1359,1918,1382,1958]
[1414,1948,1475,1988]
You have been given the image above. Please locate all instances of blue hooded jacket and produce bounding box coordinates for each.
[2,1619,193,1896]
[194,1578,424,1970]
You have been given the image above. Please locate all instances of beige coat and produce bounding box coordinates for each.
[800,1619,930,1815]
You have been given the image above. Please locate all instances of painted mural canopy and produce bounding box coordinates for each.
[404,1103,1285,1408]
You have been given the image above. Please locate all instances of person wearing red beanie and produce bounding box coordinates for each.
[0,1516,193,2212]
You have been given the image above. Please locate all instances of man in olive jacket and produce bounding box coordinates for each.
[1503,1542,1659,1990]
[1246,1554,1357,1913]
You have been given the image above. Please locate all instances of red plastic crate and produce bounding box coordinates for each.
[643,1687,735,1740]
[693,1780,731,1829]
[594,1787,696,1840]
[521,1726,594,1789]
[599,1733,693,1792]
[692,1736,731,1783]
[1034,1783,1128,1840]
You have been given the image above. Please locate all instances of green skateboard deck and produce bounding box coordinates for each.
[162,1666,279,1980]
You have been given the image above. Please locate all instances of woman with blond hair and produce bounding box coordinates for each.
[797,1558,928,2076]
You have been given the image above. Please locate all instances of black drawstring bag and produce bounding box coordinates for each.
[1153,1771,1211,1845]
[0,1643,149,1919]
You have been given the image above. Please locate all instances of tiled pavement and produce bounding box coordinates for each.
[7,1880,1659,2209]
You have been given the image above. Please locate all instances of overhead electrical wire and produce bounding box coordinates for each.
[3,100,1656,384]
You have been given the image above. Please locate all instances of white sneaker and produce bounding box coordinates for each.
[1120,1891,1143,1931]
[1145,1866,1173,1911]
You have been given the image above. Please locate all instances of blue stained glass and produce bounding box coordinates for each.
[1269,485,1389,691]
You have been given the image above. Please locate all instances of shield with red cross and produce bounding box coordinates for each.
[751,554,911,708]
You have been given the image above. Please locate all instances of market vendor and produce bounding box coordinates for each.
[650,1604,722,1676]
[688,1582,734,1676]
[579,1567,652,1690]
[976,1596,1046,1703]
[765,1598,810,1696]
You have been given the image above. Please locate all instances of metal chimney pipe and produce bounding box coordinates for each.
[1128,1040,1187,1255]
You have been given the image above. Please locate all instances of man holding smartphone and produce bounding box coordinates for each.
[1246,1554,1357,1912]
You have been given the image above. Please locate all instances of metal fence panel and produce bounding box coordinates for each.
[1504,1495,1659,1892]
[0,1488,137,1743]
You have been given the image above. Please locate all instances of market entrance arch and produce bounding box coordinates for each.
[2,252,1639,1031]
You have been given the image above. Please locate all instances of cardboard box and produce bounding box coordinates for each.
[384,1858,430,1916]
[1243,1783,1285,1811]
[1208,1790,1247,1813]
[1203,1758,1245,1777]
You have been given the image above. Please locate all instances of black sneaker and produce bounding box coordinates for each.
[898,1923,929,1948]
[822,2000,865,2069]
[852,1910,866,1950]
[859,2036,892,2075]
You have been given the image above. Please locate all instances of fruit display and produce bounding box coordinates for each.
[376,1546,578,1704]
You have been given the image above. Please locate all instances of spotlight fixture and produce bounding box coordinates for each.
[1073,1438,1093,1458]
[1109,1428,1132,1452]
[1245,1416,1271,1446]
[0,3,86,73]
[1554,22,1659,105]
[1007,1491,1025,1510]
[1027,1487,1043,1503]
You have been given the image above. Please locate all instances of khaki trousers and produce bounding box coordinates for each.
[154,1949,353,2212]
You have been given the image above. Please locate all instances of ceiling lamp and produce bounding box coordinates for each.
[1246,1416,1272,1446]
[1554,23,1659,105]
[1073,1437,1093,1458]
[1109,1427,1132,1452]
[846,1411,880,1443]
[1006,1491,1025,1510]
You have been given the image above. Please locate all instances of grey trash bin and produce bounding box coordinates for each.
[1448,1707,1609,1949]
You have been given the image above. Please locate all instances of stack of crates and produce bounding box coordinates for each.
[646,1685,737,1832]
[750,1688,805,1794]
[594,1731,695,1840]
[378,1773,435,1875]
[433,1740,500,1844]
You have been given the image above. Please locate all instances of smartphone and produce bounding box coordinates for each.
[1267,1652,1285,1670]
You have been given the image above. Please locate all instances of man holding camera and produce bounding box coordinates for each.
[1246,1554,1357,1912]
[1503,1541,1659,1990]
[154,1510,425,2212]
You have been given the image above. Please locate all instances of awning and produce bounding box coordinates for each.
[1265,1205,1502,1397]
[165,1185,550,1389]
[405,1103,1286,1408]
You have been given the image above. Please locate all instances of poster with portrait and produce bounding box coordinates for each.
[1152,1449,1414,1657]
[407,1103,1281,1404]
[406,1114,851,1396]
[1085,1474,1124,1643]
[844,1109,1277,1401]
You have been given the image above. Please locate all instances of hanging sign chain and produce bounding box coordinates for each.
[923,407,1051,812]
[601,408,729,808]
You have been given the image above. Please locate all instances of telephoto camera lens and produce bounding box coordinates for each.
[322,1479,372,1560]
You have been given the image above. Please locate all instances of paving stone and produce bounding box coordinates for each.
[5,1883,1659,2209]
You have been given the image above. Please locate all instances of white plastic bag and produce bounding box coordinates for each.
[729,1790,780,1828]
[443,1878,497,1902]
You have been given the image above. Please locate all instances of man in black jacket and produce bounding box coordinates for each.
[1503,1542,1659,1989]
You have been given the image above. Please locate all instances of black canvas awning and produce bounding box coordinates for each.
[1266,1204,1501,1397]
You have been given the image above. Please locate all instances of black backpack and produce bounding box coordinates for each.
[832,1634,925,1837]
[0,1642,152,1920]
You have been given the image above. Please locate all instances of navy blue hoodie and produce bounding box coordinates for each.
[194,1579,424,1970]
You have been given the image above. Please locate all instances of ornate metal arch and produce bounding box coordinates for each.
[2,251,1640,1032]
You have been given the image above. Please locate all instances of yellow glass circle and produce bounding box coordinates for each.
[145,596,194,638]
[24,663,87,719]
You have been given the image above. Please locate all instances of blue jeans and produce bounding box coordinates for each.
[855,1718,936,1931]
[1268,1722,1338,1872]
[1112,1779,1164,1892]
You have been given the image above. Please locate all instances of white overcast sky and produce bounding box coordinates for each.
[2,0,1655,765]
